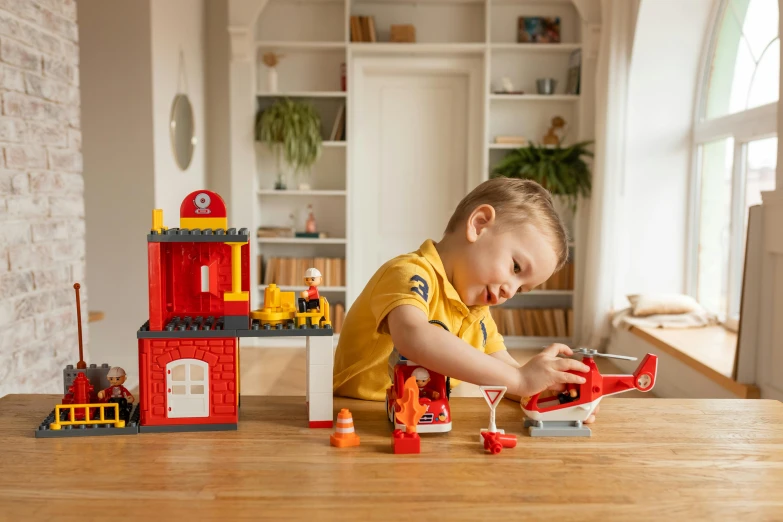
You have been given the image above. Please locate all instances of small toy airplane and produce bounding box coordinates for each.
[521,348,658,437]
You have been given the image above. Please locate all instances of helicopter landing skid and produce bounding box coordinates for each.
[524,418,592,437]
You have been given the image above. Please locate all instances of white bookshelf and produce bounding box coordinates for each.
[258,238,347,245]
[255,91,347,98]
[257,189,347,196]
[243,0,587,343]
[490,94,579,101]
[258,284,347,292]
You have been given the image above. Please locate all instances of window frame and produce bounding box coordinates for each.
[688,0,778,328]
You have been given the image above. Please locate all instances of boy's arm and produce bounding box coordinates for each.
[387,305,588,398]
[489,350,524,402]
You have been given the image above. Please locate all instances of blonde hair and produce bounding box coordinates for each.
[444,178,570,270]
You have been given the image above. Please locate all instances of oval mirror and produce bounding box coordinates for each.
[170,94,195,170]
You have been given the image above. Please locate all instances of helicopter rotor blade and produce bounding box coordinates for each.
[573,347,637,361]
[592,352,638,361]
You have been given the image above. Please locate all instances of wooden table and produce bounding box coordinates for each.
[1,395,782,520]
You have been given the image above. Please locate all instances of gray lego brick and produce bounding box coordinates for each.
[524,418,592,437]
[148,227,249,243]
[139,422,237,434]
[237,319,333,337]
[138,317,237,339]
[137,329,238,339]
[63,363,111,395]
[223,315,250,330]
[35,404,140,438]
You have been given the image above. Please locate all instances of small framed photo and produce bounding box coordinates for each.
[517,17,561,43]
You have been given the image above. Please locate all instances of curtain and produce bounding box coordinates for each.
[574,0,639,348]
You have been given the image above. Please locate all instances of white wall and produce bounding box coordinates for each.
[79,0,155,384]
[79,0,207,389]
[206,0,231,199]
[618,0,715,301]
[151,0,207,219]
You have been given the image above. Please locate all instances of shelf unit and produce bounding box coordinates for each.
[257,238,348,245]
[258,285,347,292]
[247,0,587,346]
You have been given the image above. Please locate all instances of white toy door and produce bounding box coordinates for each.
[166,359,209,418]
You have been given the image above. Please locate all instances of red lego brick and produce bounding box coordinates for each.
[392,429,420,454]
[180,189,227,221]
[148,242,164,331]
[309,420,333,429]
[224,300,249,316]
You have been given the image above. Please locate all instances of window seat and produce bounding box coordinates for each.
[609,325,760,399]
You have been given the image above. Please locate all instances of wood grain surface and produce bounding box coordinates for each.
[1,395,781,521]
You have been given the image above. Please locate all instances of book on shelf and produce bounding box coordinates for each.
[257,226,294,238]
[262,257,346,287]
[490,307,573,338]
[329,104,346,141]
[565,49,581,95]
[494,136,528,146]
[333,302,345,334]
[538,261,574,290]
[295,232,329,239]
[350,16,362,42]
[350,15,376,43]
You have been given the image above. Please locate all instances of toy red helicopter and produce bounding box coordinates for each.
[522,348,658,437]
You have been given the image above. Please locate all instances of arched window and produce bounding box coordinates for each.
[692,0,778,327]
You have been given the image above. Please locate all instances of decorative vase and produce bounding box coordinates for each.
[267,67,278,93]
[296,168,312,191]
[273,146,287,190]
[305,205,317,233]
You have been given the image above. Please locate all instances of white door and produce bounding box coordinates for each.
[350,57,483,299]
[166,359,209,418]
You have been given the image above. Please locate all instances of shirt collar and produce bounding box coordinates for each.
[417,239,469,315]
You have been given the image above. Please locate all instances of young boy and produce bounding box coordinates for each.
[333,178,596,421]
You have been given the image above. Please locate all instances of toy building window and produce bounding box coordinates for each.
[171,364,186,381]
[191,365,204,381]
[200,261,218,295]
[172,385,186,395]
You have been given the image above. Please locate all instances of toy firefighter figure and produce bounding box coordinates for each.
[298,267,322,313]
[98,367,133,422]
[98,367,134,403]
[558,383,579,404]
[412,367,440,400]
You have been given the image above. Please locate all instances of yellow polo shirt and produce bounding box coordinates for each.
[333,239,506,401]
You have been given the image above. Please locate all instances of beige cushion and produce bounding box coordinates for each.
[627,293,700,317]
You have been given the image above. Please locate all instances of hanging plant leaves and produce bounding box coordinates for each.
[491,141,593,211]
[256,98,323,175]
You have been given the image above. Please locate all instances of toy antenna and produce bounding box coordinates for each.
[73,283,86,369]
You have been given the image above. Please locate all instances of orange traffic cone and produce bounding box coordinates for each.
[330,408,360,448]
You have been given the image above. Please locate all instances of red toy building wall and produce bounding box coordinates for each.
[138,337,238,426]
[147,242,251,328]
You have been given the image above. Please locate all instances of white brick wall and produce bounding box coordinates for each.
[0,0,84,397]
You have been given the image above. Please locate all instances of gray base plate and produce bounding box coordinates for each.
[524,418,592,437]
[35,405,140,438]
[139,423,237,433]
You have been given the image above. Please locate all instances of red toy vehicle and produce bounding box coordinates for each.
[387,358,452,433]
[522,348,658,436]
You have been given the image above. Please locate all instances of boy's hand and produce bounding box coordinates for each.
[516,344,590,398]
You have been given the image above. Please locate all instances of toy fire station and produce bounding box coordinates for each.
[35,190,334,438]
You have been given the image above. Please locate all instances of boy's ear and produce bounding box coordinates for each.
[466,204,496,243]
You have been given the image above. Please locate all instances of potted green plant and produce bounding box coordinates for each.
[491,141,593,211]
[256,98,322,190]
